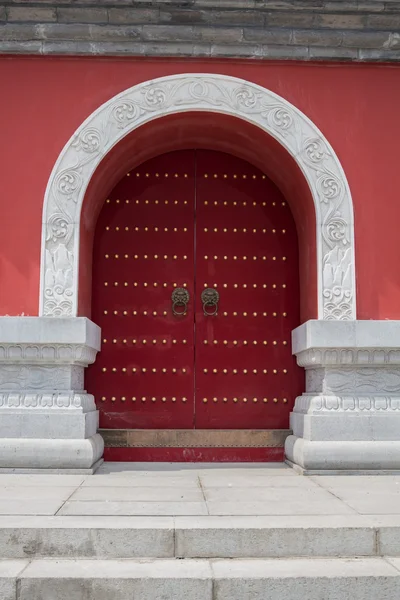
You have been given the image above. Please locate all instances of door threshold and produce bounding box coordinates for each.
[100,429,290,462]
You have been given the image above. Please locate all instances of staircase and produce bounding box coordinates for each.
[1,464,400,598]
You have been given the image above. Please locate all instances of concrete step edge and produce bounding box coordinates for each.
[0,516,398,558]
[3,557,400,600]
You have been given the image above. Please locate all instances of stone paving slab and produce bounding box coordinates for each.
[0,475,85,486]
[174,514,376,558]
[6,558,400,600]
[212,557,400,600]
[59,501,209,516]
[200,473,318,488]
[71,486,204,502]
[0,499,66,516]
[0,486,77,501]
[324,489,400,515]
[0,560,29,600]
[206,485,357,515]
[0,462,397,521]
[0,516,175,559]
[0,514,383,559]
[18,558,212,600]
[82,475,201,487]
[0,514,385,559]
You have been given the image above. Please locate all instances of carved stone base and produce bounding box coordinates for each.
[287,320,400,472]
[0,317,102,470]
[0,435,104,470]
[285,438,400,471]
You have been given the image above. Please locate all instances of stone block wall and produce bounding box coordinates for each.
[0,0,399,60]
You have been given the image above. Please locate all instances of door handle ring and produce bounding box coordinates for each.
[201,288,220,316]
[171,288,190,316]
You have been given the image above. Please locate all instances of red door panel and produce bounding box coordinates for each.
[195,151,302,429]
[86,151,196,429]
[86,149,303,442]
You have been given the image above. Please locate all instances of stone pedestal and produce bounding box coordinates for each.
[285,320,400,473]
[0,317,103,472]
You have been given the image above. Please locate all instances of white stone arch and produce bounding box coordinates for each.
[40,73,356,320]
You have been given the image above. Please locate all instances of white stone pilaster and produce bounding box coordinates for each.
[0,317,103,471]
[286,320,400,472]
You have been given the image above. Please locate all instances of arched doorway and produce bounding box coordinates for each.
[85,149,304,460]
[38,73,356,467]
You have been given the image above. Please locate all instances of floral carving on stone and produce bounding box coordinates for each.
[40,74,356,320]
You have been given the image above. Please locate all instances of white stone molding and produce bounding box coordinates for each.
[40,73,356,321]
[0,317,103,471]
[286,320,400,472]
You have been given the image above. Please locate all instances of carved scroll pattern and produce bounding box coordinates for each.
[42,75,355,319]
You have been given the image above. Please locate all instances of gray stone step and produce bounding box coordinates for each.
[3,557,400,600]
[0,515,400,559]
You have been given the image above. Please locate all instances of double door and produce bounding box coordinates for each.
[86,150,303,430]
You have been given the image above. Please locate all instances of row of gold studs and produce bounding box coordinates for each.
[102,311,288,317]
[100,367,287,374]
[203,397,288,403]
[103,339,188,345]
[104,226,287,233]
[103,254,288,261]
[106,226,189,232]
[204,340,288,346]
[125,173,268,179]
[106,199,189,205]
[100,396,288,403]
[101,339,288,346]
[105,199,286,207]
[203,368,288,374]
[104,282,189,287]
[204,255,287,261]
[103,283,287,289]
[205,283,288,289]
[204,201,286,207]
[204,174,267,179]
[204,228,287,233]
[101,396,187,402]
[101,367,187,373]
[105,254,189,260]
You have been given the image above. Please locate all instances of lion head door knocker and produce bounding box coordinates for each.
[201,288,220,317]
[171,288,190,317]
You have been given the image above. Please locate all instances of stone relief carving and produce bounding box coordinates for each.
[297,348,400,368]
[295,394,400,413]
[306,367,400,394]
[0,366,70,391]
[0,344,97,365]
[0,392,95,410]
[41,74,356,320]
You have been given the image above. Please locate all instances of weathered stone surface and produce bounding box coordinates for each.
[243,27,292,44]
[57,7,108,24]
[108,8,160,24]
[6,6,56,22]
[292,28,343,46]
[0,1,399,60]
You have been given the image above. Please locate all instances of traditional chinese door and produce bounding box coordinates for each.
[86,150,303,461]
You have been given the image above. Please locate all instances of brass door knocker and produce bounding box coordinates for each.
[201,288,219,316]
[171,288,190,316]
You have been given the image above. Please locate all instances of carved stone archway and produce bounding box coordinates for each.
[40,73,356,320]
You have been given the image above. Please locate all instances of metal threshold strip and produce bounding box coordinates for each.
[100,429,291,448]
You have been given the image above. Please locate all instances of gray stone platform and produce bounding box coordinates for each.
[2,462,400,598]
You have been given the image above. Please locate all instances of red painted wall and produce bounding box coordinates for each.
[0,56,399,320]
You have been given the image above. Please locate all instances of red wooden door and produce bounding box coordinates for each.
[86,150,303,438]
[195,151,301,429]
[87,152,196,429]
